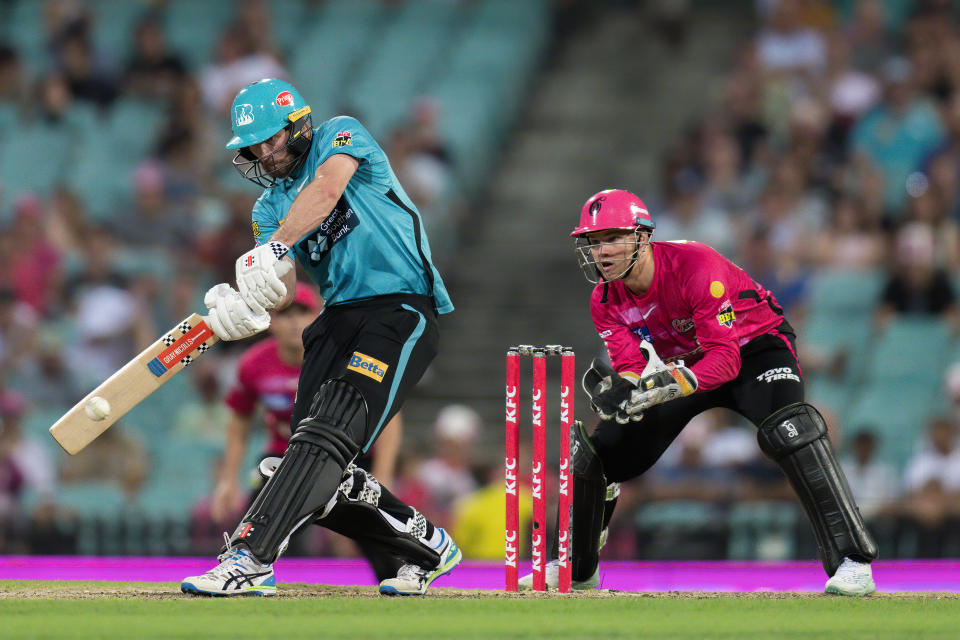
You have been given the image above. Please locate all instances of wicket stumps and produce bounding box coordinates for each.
[505,345,574,592]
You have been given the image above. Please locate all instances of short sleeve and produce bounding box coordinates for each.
[251,194,281,247]
[314,116,381,167]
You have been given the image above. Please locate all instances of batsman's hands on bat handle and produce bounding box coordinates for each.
[235,241,294,312]
[623,340,697,416]
[204,283,270,341]
[582,358,643,425]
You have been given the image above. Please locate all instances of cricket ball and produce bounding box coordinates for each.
[84,396,111,421]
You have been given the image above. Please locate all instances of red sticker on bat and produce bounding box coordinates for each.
[158,322,214,368]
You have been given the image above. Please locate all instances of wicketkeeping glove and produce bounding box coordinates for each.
[204,283,271,341]
[623,341,697,416]
[235,241,294,312]
[582,358,642,424]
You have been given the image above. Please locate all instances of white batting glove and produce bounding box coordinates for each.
[623,341,697,415]
[235,241,294,312]
[204,283,271,341]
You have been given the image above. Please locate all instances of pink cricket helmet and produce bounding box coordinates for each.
[570,189,655,237]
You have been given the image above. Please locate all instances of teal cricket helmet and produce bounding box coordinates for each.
[226,78,313,187]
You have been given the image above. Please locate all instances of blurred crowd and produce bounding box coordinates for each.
[4,0,960,562]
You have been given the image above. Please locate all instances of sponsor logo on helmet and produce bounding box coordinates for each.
[275,91,294,106]
[716,301,735,328]
[234,104,255,126]
[710,281,725,298]
[348,351,388,382]
[630,203,648,216]
[671,317,694,333]
[333,131,353,148]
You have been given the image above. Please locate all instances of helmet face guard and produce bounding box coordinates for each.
[574,228,651,284]
[231,110,313,188]
[571,189,655,284]
[226,78,313,188]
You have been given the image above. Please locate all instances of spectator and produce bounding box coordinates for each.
[755,0,827,78]
[838,429,899,520]
[896,416,960,556]
[58,422,149,503]
[54,25,117,108]
[849,56,945,220]
[112,161,192,249]
[9,330,85,410]
[122,16,187,101]
[198,26,286,115]
[415,404,481,522]
[655,168,736,258]
[876,222,957,330]
[0,390,57,520]
[5,194,63,316]
[172,359,231,446]
[0,288,37,381]
[811,196,884,270]
[0,44,27,108]
[451,462,532,560]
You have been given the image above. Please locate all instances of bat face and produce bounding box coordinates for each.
[49,313,219,455]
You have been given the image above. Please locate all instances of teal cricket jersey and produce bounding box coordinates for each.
[249,116,453,314]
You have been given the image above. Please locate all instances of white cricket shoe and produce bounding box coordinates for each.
[518,559,599,591]
[181,543,276,597]
[379,528,462,596]
[824,557,875,596]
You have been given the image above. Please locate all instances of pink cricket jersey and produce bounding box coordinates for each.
[224,337,300,456]
[590,241,795,392]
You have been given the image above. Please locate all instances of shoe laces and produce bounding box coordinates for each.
[206,532,258,580]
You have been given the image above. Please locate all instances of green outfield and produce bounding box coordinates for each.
[1,582,958,640]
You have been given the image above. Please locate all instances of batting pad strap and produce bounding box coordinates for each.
[757,402,826,459]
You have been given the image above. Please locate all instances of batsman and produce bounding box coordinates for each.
[521,189,877,596]
[181,79,460,596]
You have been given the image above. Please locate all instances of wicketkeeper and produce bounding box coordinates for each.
[520,189,877,596]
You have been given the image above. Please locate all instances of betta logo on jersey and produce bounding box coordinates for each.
[333,131,353,148]
[234,104,254,126]
[716,301,736,328]
[630,325,653,343]
[275,91,293,106]
[348,351,389,382]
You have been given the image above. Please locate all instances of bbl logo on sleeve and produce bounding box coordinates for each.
[716,301,736,328]
[348,351,388,382]
[333,131,353,147]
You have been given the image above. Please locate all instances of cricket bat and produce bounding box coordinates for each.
[49,313,219,455]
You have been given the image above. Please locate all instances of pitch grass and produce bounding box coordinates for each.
[1,582,959,640]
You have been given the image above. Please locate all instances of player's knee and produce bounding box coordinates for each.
[291,379,368,466]
[757,402,828,461]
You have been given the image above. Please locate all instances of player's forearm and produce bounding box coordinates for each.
[371,413,402,485]
[268,179,340,246]
[268,153,359,247]
[220,413,252,484]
